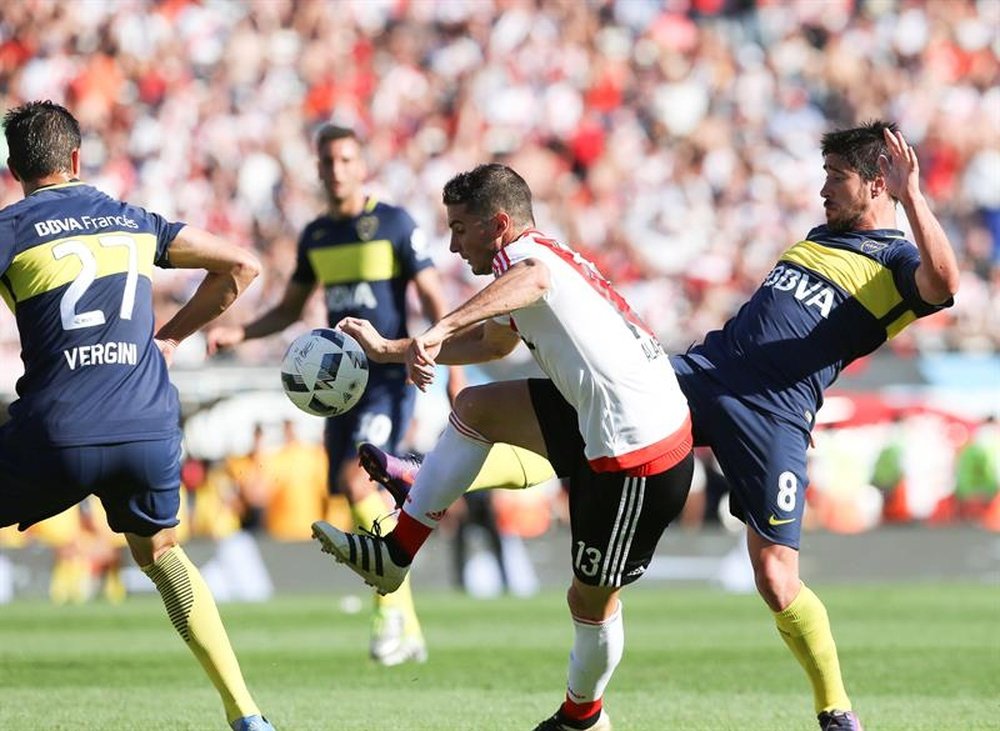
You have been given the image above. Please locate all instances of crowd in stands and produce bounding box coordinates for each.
[0,0,997,382]
[0,1,997,600]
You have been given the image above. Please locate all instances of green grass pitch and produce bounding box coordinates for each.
[0,583,996,730]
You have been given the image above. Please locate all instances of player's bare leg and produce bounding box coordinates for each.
[748,531,862,730]
[127,529,274,731]
[341,460,425,666]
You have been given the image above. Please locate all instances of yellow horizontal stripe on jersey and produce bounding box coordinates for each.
[886,311,917,339]
[6,232,157,303]
[307,239,399,285]
[780,240,902,319]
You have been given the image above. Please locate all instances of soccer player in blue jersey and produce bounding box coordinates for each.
[668,122,958,731]
[206,124,456,665]
[0,101,275,731]
[354,122,960,730]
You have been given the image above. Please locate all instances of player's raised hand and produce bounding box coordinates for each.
[879,127,920,205]
[204,325,245,355]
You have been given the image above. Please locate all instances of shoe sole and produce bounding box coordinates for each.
[357,444,408,508]
[311,522,392,596]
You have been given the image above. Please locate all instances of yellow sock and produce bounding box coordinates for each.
[142,546,259,723]
[774,583,851,713]
[351,492,422,637]
[469,444,555,492]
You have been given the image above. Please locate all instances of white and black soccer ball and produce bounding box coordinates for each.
[280,328,369,417]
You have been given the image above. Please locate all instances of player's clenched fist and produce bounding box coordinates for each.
[204,325,246,354]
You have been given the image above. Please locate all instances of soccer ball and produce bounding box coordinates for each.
[280,328,369,417]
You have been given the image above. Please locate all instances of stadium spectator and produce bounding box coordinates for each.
[260,419,328,542]
[0,1,996,375]
[0,101,274,731]
[315,163,694,731]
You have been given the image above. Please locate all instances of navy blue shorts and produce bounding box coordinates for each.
[529,379,694,587]
[0,424,182,537]
[324,377,415,494]
[670,354,810,549]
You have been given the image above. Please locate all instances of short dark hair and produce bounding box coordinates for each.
[442,163,534,227]
[3,100,81,181]
[820,120,898,181]
[315,123,358,150]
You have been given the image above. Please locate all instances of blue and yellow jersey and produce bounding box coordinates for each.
[687,226,952,428]
[0,181,183,445]
[292,196,433,383]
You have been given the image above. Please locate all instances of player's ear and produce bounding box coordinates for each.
[70,148,81,178]
[494,210,511,237]
[870,172,886,200]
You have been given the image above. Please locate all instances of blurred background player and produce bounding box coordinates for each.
[316,163,694,731]
[206,123,455,665]
[0,101,274,731]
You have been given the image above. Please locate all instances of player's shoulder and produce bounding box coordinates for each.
[806,225,915,263]
[367,198,416,226]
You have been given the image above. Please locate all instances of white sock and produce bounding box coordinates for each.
[566,601,624,704]
[404,418,491,528]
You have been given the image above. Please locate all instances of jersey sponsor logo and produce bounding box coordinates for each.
[762,263,835,318]
[424,509,446,522]
[33,214,140,237]
[63,340,139,369]
[768,514,796,526]
[325,281,378,310]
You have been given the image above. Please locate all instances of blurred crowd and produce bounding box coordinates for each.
[0,0,998,382]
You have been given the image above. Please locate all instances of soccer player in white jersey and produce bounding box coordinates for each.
[312,163,694,731]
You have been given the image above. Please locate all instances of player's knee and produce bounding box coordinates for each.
[752,552,799,611]
[566,581,619,622]
[126,528,178,566]
[452,385,490,431]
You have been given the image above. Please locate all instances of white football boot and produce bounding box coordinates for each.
[369,607,428,666]
[311,520,409,595]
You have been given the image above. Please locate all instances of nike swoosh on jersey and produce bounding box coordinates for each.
[768,515,796,526]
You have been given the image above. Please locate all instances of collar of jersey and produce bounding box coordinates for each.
[507,227,542,247]
[28,179,86,196]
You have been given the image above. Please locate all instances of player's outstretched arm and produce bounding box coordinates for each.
[155,225,260,359]
[205,278,312,354]
[879,127,960,304]
[337,316,409,363]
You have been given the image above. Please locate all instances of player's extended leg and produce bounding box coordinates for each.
[128,528,275,731]
[339,458,426,666]
[360,440,555,508]
[747,531,862,731]
[313,380,546,594]
[533,581,619,731]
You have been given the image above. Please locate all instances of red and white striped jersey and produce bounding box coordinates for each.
[492,229,691,475]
